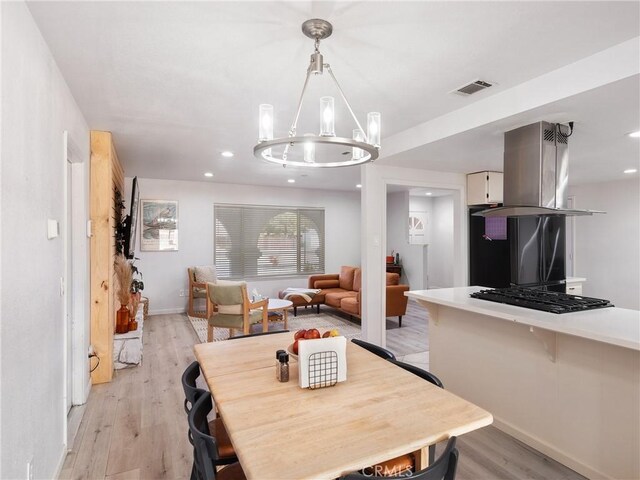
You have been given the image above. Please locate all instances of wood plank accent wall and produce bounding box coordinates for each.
[90,131,124,384]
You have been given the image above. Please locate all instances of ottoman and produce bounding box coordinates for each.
[278,290,322,316]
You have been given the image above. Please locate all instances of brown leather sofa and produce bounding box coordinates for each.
[307,266,409,326]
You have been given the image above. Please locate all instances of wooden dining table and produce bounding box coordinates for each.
[194,332,493,480]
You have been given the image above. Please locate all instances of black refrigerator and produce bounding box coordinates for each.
[509,216,566,292]
[469,208,566,291]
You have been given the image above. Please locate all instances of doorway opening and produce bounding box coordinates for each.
[384,184,457,367]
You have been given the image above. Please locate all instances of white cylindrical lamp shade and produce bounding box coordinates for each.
[352,129,365,160]
[320,96,335,137]
[303,133,315,163]
[259,104,274,141]
[367,112,381,148]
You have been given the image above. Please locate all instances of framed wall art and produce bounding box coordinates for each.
[140,199,178,251]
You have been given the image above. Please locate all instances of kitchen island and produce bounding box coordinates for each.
[406,287,640,480]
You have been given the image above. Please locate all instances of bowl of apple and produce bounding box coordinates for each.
[288,328,340,358]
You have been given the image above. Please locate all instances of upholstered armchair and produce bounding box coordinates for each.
[206,281,268,341]
[188,266,217,319]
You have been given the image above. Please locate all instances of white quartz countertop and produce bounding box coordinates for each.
[406,287,640,351]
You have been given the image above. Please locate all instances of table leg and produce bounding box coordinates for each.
[413,446,429,471]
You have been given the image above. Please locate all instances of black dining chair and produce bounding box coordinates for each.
[181,361,237,474]
[227,329,289,340]
[387,359,444,389]
[351,338,396,360]
[189,393,246,480]
[340,436,459,479]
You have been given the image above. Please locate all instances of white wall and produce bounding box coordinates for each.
[569,179,640,309]
[386,192,432,289]
[125,178,361,314]
[429,195,455,288]
[1,2,90,478]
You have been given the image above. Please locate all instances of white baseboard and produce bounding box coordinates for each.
[492,417,612,480]
[53,443,68,479]
[148,307,186,316]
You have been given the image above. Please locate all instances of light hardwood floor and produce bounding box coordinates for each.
[60,305,585,480]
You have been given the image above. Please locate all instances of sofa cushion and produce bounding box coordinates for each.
[340,296,359,315]
[325,290,357,308]
[315,279,340,289]
[386,272,400,286]
[353,268,362,292]
[195,265,217,284]
[339,266,357,291]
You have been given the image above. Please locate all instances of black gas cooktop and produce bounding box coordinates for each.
[470,287,614,314]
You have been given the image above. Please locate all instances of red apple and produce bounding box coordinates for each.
[292,337,306,355]
[294,329,307,340]
[304,328,321,339]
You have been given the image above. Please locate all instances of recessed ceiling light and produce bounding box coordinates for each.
[624,168,638,174]
[221,151,234,157]
[204,172,214,177]
[425,192,433,196]
[288,179,295,183]
[628,131,640,138]
[356,184,362,188]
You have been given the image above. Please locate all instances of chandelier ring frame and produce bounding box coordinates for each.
[254,135,379,168]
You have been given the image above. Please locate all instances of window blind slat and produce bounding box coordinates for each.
[214,204,325,279]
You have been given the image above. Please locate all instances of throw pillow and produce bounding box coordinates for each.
[194,265,217,284]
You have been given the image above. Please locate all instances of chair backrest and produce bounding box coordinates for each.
[351,338,397,361]
[208,281,247,308]
[181,361,209,415]
[341,437,458,480]
[227,330,289,340]
[387,359,444,389]
[189,393,222,480]
[188,267,196,283]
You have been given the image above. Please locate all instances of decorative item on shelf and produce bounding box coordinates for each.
[395,253,400,265]
[128,258,145,331]
[386,251,395,264]
[254,18,381,168]
[114,254,133,334]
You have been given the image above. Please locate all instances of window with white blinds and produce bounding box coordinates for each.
[214,204,325,279]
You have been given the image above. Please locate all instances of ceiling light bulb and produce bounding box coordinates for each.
[624,168,638,174]
[204,172,214,177]
[259,104,274,141]
[221,151,234,158]
[628,131,640,138]
[425,192,433,196]
[320,96,335,137]
[288,179,295,183]
[356,184,362,188]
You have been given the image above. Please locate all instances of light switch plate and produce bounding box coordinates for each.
[47,219,59,239]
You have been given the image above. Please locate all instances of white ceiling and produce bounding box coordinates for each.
[27,1,640,190]
[381,75,640,185]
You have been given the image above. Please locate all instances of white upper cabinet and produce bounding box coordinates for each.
[467,171,503,205]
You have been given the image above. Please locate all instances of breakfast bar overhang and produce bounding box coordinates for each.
[406,287,640,480]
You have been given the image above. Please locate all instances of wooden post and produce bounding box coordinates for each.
[90,131,124,384]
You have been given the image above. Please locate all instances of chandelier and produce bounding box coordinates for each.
[253,19,381,168]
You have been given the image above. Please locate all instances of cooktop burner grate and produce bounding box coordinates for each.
[470,287,614,314]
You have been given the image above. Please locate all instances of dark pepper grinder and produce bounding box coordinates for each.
[277,352,290,382]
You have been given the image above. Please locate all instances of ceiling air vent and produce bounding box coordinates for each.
[451,79,493,96]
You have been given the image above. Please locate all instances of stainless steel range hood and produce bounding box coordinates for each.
[475,122,603,217]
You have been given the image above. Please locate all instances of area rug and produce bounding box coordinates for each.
[188,311,361,343]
